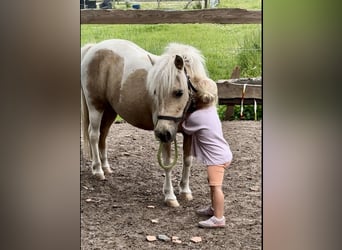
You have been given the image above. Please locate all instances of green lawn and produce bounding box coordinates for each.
[81,24,261,80]
[81,0,262,119]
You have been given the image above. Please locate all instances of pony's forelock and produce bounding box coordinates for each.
[147,43,208,99]
[164,43,208,78]
[147,54,187,98]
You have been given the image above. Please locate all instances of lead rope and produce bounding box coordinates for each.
[254,98,257,121]
[157,139,178,170]
[240,83,247,118]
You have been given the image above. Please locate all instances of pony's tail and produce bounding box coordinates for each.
[81,88,91,158]
[81,43,94,158]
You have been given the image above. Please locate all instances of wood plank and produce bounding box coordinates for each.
[217,77,262,100]
[81,8,261,24]
[223,66,241,120]
[219,98,262,105]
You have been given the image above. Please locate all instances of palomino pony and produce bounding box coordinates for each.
[81,39,208,207]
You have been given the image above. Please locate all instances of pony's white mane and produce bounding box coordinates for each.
[164,43,208,78]
[147,43,208,98]
[147,54,187,98]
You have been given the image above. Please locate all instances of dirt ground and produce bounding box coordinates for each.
[81,120,261,249]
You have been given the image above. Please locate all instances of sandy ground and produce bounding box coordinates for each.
[81,120,261,249]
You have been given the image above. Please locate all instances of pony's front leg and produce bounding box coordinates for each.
[164,168,179,207]
[179,133,193,201]
[161,143,179,207]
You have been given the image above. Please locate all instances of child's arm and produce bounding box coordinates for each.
[181,112,202,135]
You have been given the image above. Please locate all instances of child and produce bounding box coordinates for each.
[182,78,233,228]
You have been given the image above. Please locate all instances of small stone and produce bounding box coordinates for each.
[249,186,259,191]
[146,235,157,242]
[147,205,155,209]
[151,219,159,224]
[244,219,256,225]
[190,236,202,243]
[172,236,181,244]
[173,239,182,244]
[157,234,170,241]
[86,198,92,202]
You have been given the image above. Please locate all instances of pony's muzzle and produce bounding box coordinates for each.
[155,130,173,143]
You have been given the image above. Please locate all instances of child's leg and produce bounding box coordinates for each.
[207,164,229,219]
[210,185,224,218]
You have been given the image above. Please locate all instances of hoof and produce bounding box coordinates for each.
[165,199,180,207]
[180,193,193,201]
[103,167,113,174]
[93,171,106,180]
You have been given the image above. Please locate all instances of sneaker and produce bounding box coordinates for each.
[196,206,214,216]
[198,216,225,228]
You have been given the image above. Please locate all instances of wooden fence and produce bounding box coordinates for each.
[217,77,261,120]
[81,8,261,24]
[81,8,262,119]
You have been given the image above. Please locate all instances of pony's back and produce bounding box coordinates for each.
[81,43,95,62]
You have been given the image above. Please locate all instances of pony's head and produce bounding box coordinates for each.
[147,54,189,143]
[147,43,208,143]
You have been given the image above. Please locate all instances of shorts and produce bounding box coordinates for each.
[207,162,230,186]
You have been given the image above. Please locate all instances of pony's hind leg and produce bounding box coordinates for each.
[88,108,106,180]
[99,106,117,175]
[161,143,179,207]
[179,133,193,201]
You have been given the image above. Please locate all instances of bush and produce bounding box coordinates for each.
[222,30,262,121]
[217,104,262,121]
[236,30,261,78]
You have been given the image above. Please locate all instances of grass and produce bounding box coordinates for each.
[81,24,261,80]
[81,0,262,119]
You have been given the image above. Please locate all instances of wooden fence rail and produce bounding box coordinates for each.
[216,77,262,120]
[81,8,261,24]
[217,77,261,104]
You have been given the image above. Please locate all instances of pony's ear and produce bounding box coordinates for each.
[174,55,184,70]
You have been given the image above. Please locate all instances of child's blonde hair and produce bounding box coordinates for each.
[193,77,218,107]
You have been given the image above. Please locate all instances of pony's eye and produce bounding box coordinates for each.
[174,89,183,98]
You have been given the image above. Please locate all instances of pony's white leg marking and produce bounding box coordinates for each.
[88,109,105,180]
[161,143,179,207]
[100,147,113,174]
[164,169,179,207]
[179,155,193,201]
[99,109,116,175]
[179,134,193,201]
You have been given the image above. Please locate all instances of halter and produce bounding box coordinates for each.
[157,68,197,123]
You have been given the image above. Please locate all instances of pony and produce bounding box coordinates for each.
[81,39,208,207]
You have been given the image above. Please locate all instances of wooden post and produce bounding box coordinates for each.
[223,66,240,121]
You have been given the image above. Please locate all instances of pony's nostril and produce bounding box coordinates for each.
[165,131,171,142]
[156,130,172,143]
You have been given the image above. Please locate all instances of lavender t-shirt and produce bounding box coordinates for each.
[182,106,233,165]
